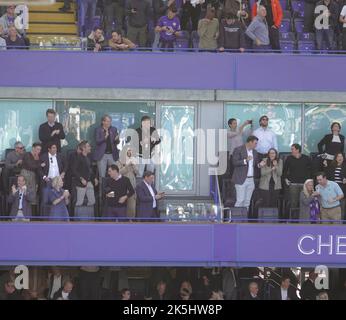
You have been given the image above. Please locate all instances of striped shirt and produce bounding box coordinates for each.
[334,166,343,184]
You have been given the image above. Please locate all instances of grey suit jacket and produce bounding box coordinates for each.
[232,145,259,185]
[9,190,35,217]
[259,158,283,190]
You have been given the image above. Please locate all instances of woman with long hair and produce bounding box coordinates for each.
[299,179,320,223]
[259,148,283,208]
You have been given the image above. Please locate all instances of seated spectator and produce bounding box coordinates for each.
[314,0,338,51]
[116,147,139,219]
[318,122,344,161]
[317,291,329,300]
[218,13,246,52]
[209,289,224,300]
[53,280,77,300]
[283,143,312,219]
[103,164,135,220]
[5,25,25,49]
[20,142,43,207]
[198,7,219,50]
[9,175,34,221]
[0,278,23,300]
[120,288,131,300]
[325,152,346,217]
[245,5,270,50]
[3,141,25,193]
[0,25,6,50]
[301,271,319,300]
[315,171,344,224]
[155,6,181,50]
[270,276,298,300]
[48,176,70,221]
[108,31,136,50]
[259,148,283,208]
[87,27,106,52]
[136,170,165,221]
[299,179,320,222]
[152,280,170,300]
[72,140,97,207]
[47,267,70,300]
[242,281,260,300]
[178,281,193,300]
[0,5,24,36]
[126,0,152,47]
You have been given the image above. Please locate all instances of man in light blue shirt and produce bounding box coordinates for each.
[316,172,344,223]
[253,115,278,159]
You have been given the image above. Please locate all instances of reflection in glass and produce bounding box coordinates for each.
[55,100,156,152]
[159,105,195,191]
[0,100,52,159]
[304,104,346,154]
[225,103,302,152]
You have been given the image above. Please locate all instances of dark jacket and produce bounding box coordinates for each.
[317,133,345,156]
[136,181,158,218]
[218,19,246,49]
[135,126,161,158]
[53,288,78,300]
[301,279,319,300]
[126,0,152,28]
[242,292,261,300]
[87,32,106,51]
[232,145,260,185]
[93,126,120,161]
[104,176,135,207]
[270,286,299,300]
[72,154,94,187]
[38,121,65,153]
[40,152,67,178]
[223,0,251,26]
[315,0,339,29]
[9,189,35,217]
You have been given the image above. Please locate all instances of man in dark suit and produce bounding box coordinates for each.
[38,109,65,153]
[232,135,266,212]
[93,114,120,178]
[136,170,165,221]
[9,175,34,221]
[301,271,319,300]
[270,276,299,300]
[53,280,78,300]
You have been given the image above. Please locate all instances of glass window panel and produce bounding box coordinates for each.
[159,105,195,192]
[0,100,53,159]
[304,103,346,154]
[55,100,156,152]
[224,102,302,152]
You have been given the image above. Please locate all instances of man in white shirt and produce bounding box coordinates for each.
[53,280,77,300]
[253,115,278,159]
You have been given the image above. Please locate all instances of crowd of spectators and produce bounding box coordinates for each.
[0,266,345,300]
[226,116,346,223]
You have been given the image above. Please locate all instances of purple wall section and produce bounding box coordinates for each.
[1,222,346,267]
[1,51,346,91]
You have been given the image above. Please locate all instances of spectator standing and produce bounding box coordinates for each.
[59,0,72,12]
[198,7,219,50]
[0,5,24,35]
[259,148,283,208]
[218,13,246,52]
[155,6,181,49]
[103,164,135,220]
[79,0,97,36]
[318,122,344,160]
[152,280,171,300]
[252,0,283,50]
[48,176,70,221]
[283,143,312,217]
[38,108,65,153]
[47,267,70,300]
[301,271,319,300]
[93,114,120,178]
[181,0,203,31]
[223,0,251,26]
[314,0,338,51]
[246,5,270,50]
[304,0,320,32]
[104,0,125,36]
[315,171,344,223]
[136,170,165,221]
[252,115,278,160]
[9,175,34,221]
[108,31,136,50]
[232,136,266,212]
[87,27,106,51]
[53,281,78,300]
[126,0,152,47]
[270,276,298,300]
[339,3,346,50]
[115,147,139,218]
[79,266,101,300]
[299,179,321,222]
[222,268,238,300]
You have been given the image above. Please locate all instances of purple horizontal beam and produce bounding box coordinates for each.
[2,51,346,91]
[1,222,346,267]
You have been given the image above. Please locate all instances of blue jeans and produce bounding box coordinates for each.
[79,0,97,36]
[316,28,334,51]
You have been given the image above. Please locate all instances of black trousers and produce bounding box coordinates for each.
[269,26,280,51]
[342,29,346,50]
[181,2,201,31]
[78,270,101,300]
[303,2,316,33]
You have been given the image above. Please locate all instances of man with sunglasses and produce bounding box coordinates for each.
[253,115,278,160]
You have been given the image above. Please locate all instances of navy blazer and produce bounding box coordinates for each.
[135,181,158,218]
[40,152,67,178]
[93,126,120,161]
